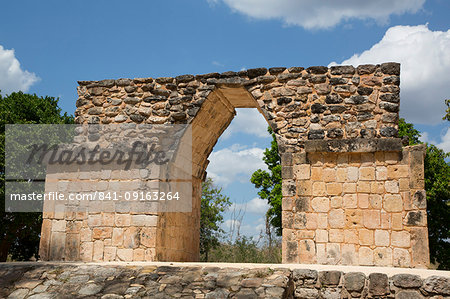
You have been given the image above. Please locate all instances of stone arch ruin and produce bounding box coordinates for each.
[39,63,430,267]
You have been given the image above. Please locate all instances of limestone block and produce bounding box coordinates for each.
[329,229,344,243]
[294,164,311,180]
[357,193,369,209]
[117,248,133,261]
[103,246,117,261]
[52,220,66,232]
[341,244,357,265]
[343,194,357,209]
[297,180,312,196]
[393,248,411,267]
[93,240,104,261]
[112,228,124,246]
[344,230,358,244]
[343,183,356,193]
[326,243,341,265]
[347,167,358,182]
[305,213,318,230]
[385,180,399,193]
[330,196,342,209]
[329,209,345,228]
[323,168,336,182]
[311,197,329,212]
[87,214,102,227]
[374,230,389,247]
[326,183,342,196]
[297,230,314,239]
[131,215,158,227]
[373,247,392,266]
[392,231,411,248]
[359,229,373,246]
[140,227,156,248]
[371,181,385,194]
[376,166,387,181]
[345,209,363,229]
[312,182,326,196]
[317,213,328,229]
[102,213,115,226]
[358,247,374,266]
[359,167,375,180]
[80,241,93,262]
[299,240,317,264]
[316,243,327,264]
[363,210,380,229]
[316,230,328,243]
[392,213,403,230]
[336,168,346,182]
[133,248,145,261]
[92,227,113,240]
[115,214,131,227]
[293,212,306,229]
[387,165,409,179]
[357,181,371,193]
[383,194,403,212]
[282,197,294,211]
[49,232,66,260]
[369,194,382,209]
[410,227,429,268]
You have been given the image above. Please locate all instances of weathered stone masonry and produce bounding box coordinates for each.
[39,63,430,267]
[1,263,449,298]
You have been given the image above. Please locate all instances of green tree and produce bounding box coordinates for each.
[395,118,450,269]
[200,177,231,261]
[423,144,450,269]
[250,127,282,236]
[0,91,73,262]
[443,99,450,122]
[398,117,421,145]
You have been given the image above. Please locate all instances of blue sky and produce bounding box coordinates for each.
[1,0,449,238]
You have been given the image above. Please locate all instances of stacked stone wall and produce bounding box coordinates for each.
[1,263,449,298]
[74,63,402,147]
[282,145,428,267]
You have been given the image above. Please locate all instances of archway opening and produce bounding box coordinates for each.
[188,86,282,263]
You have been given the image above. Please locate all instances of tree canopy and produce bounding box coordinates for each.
[443,99,450,122]
[250,127,282,236]
[0,91,73,262]
[200,177,231,261]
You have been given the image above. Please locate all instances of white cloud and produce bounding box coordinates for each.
[437,127,450,153]
[231,197,270,215]
[330,25,450,125]
[413,128,450,153]
[0,45,39,95]
[212,61,224,67]
[207,144,267,187]
[419,131,430,144]
[223,219,241,230]
[221,108,270,139]
[214,0,425,29]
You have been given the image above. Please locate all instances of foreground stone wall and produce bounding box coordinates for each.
[40,63,430,267]
[1,263,449,298]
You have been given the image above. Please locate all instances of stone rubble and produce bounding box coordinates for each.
[1,263,449,299]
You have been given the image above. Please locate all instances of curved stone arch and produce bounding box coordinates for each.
[40,64,430,268]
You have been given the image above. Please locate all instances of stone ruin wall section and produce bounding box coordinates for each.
[39,63,430,267]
